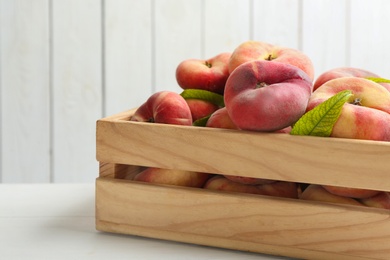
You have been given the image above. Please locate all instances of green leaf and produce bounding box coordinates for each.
[290,90,353,137]
[192,115,211,127]
[180,89,225,107]
[365,77,390,83]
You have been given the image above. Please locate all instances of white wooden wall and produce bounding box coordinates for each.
[1,0,390,183]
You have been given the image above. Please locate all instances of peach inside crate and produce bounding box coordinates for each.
[96,108,390,260]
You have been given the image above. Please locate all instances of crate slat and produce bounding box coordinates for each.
[96,110,390,192]
[96,110,390,259]
[96,175,390,260]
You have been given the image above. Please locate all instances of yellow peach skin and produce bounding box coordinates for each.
[133,167,211,188]
[223,175,276,185]
[300,185,364,207]
[204,175,299,199]
[307,77,390,141]
[322,185,380,199]
[313,67,390,92]
[228,40,315,81]
[359,192,390,209]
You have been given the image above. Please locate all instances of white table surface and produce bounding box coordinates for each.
[0,183,293,260]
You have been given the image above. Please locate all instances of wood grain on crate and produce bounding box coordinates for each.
[96,173,390,260]
[96,109,390,192]
[96,109,390,259]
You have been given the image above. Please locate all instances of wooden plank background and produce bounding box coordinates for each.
[1,0,390,183]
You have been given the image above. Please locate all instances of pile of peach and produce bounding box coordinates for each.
[129,40,390,210]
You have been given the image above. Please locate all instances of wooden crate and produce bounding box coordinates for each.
[96,109,390,260]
